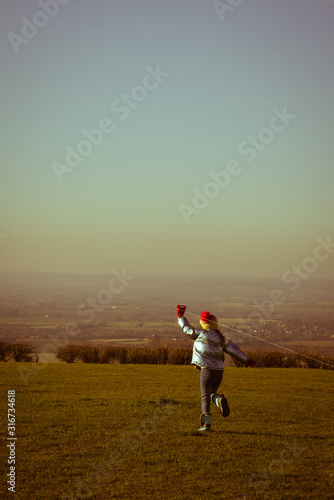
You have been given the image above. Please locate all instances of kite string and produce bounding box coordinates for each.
[185,311,334,370]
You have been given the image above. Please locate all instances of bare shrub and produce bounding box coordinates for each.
[78,345,100,363]
[298,351,334,370]
[126,347,151,364]
[155,346,169,364]
[281,354,299,368]
[167,347,192,365]
[98,346,118,364]
[122,345,192,365]
[115,347,128,364]
[231,349,333,369]
[0,342,12,362]
[56,345,80,363]
[11,343,36,362]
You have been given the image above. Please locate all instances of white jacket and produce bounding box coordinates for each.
[178,316,248,370]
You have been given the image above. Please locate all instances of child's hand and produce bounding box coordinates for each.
[177,305,186,317]
[246,358,255,367]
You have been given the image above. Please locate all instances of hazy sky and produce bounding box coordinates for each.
[1,0,334,278]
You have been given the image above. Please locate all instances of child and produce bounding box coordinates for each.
[177,305,254,432]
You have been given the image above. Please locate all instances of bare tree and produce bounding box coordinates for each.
[11,343,36,362]
[0,342,12,362]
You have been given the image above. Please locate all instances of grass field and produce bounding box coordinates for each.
[1,364,333,500]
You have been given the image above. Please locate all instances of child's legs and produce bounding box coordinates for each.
[210,370,224,407]
[211,370,224,395]
[200,369,223,413]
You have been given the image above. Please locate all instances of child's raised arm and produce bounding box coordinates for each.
[178,316,200,340]
[176,304,199,340]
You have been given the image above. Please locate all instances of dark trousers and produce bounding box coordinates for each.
[200,368,224,413]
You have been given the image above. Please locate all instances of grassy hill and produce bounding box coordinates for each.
[0,364,333,499]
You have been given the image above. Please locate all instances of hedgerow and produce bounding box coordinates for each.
[231,349,334,369]
[55,345,334,368]
[0,342,37,362]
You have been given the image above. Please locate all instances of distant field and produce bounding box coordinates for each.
[281,340,334,348]
[280,341,334,356]
[86,338,150,345]
[0,320,67,325]
[0,364,333,499]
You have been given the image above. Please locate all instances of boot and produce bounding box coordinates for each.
[212,393,230,418]
[199,413,211,432]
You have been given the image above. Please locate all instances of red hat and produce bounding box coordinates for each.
[200,311,214,322]
[200,311,218,330]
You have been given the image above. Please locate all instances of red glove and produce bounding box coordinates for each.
[246,359,255,367]
[177,305,186,318]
